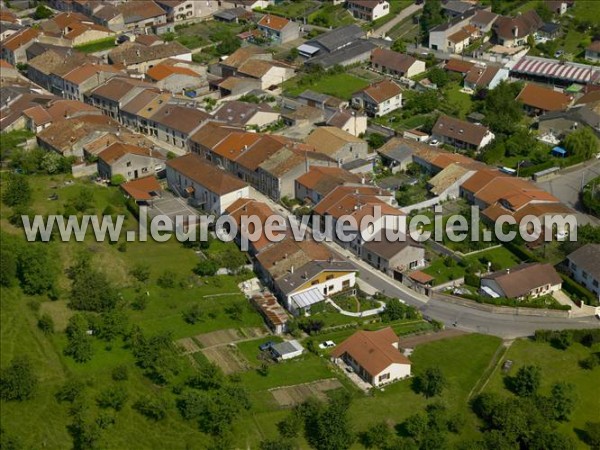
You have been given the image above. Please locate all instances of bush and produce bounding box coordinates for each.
[96,385,128,411]
[193,259,218,277]
[134,395,169,421]
[55,379,85,403]
[131,293,148,311]
[110,174,125,186]
[37,313,54,334]
[157,270,178,288]
[182,304,203,324]
[111,365,129,381]
[0,356,37,401]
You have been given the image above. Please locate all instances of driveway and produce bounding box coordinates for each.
[535,160,600,226]
[372,3,423,38]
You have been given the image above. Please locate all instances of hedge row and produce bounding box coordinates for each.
[560,274,599,306]
[534,328,600,347]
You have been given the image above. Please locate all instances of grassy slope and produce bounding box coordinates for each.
[349,334,503,443]
[484,338,600,448]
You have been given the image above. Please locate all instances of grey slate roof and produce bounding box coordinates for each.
[306,24,365,53]
[277,260,355,295]
[568,244,600,281]
[307,39,376,70]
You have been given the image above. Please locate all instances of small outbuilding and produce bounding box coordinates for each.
[270,340,304,360]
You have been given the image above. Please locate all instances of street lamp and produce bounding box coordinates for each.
[516,160,525,178]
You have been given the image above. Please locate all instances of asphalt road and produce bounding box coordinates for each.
[352,255,599,339]
[248,189,599,339]
[536,160,600,226]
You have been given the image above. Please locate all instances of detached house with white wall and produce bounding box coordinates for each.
[166,153,249,214]
[332,328,411,387]
[566,244,600,300]
[346,0,390,22]
[351,79,402,117]
[481,263,562,300]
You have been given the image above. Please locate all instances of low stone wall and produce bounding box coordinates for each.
[71,162,97,178]
[433,293,571,318]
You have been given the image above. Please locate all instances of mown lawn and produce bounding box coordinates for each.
[349,333,503,443]
[484,338,600,448]
[74,37,116,53]
[284,73,370,100]
[423,246,523,285]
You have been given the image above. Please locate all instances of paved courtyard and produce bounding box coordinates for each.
[147,192,200,226]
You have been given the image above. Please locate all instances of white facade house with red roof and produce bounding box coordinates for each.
[332,328,410,387]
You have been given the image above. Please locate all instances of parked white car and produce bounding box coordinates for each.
[318,340,335,349]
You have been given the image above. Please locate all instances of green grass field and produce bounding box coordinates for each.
[484,338,600,447]
[423,246,523,285]
[74,37,116,53]
[284,73,370,100]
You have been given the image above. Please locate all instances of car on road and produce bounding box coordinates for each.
[319,340,335,349]
[259,341,274,351]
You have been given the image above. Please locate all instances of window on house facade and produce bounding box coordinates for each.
[326,274,334,281]
[342,280,350,289]
[378,373,390,382]
[126,161,131,167]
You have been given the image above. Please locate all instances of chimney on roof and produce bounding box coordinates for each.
[506,268,510,275]
[290,265,294,274]
[513,26,518,37]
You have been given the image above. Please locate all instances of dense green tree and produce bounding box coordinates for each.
[129,263,151,283]
[482,80,524,135]
[178,385,251,435]
[367,133,387,149]
[428,67,450,88]
[2,174,31,208]
[94,311,129,341]
[133,394,169,421]
[55,379,86,403]
[70,266,119,312]
[403,413,429,440]
[403,91,439,114]
[391,39,407,53]
[551,330,573,350]
[549,382,576,422]
[381,298,409,321]
[360,421,392,449]
[277,408,303,439]
[421,0,444,35]
[0,355,37,401]
[413,367,447,398]
[33,4,53,19]
[96,385,128,411]
[193,259,218,276]
[510,365,541,397]
[564,127,598,160]
[69,186,95,213]
[303,392,355,450]
[17,243,58,296]
[186,361,223,391]
[64,314,94,363]
[131,330,181,384]
[584,422,600,449]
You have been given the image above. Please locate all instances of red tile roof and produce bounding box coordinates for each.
[516,83,572,112]
[121,176,162,201]
[331,328,410,378]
